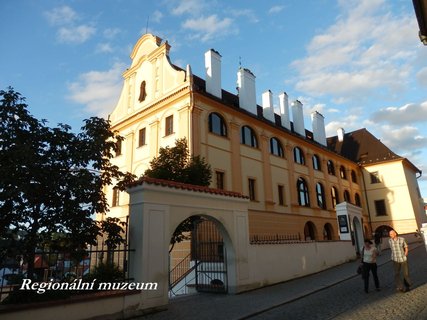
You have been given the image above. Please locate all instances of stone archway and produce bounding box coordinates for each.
[127,177,249,309]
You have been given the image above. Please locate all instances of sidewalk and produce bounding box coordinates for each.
[141,243,421,320]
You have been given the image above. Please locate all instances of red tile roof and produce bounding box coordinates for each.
[128,176,248,199]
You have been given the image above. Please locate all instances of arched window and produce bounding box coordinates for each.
[351,170,358,183]
[316,182,326,209]
[294,147,305,165]
[240,126,258,148]
[304,221,317,240]
[331,186,339,208]
[297,177,310,207]
[312,154,321,171]
[208,112,227,136]
[339,166,347,179]
[344,190,351,203]
[327,160,335,175]
[323,223,334,240]
[270,137,284,157]
[355,193,361,207]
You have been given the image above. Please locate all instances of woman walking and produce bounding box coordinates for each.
[361,239,380,293]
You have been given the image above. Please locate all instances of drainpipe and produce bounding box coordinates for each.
[360,164,373,235]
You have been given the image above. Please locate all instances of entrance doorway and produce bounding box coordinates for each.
[169,216,228,295]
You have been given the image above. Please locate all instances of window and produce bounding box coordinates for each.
[138,128,146,147]
[270,137,284,157]
[304,221,316,240]
[339,166,347,179]
[115,139,122,157]
[351,170,357,183]
[297,177,310,207]
[208,113,227,137]
[316,183,326,209]
[165,115,173,136]
[241,126,258,148]
[327,160,335,175]
[293,147,305,165]
[331,186,339,208]
[112,188,120,207]
[343,190,351,203]
[370,171,380,184]
[248,178,256,201]
[323,223,333,240]
[216,171,225,190]
[355,193,361,207]
[312,155,321,171]
[278,185,285,206]
[374,199,387,216]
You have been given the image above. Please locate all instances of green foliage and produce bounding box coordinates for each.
[144,138,212,186]
[0,87,135,278]
[84,262,124,283]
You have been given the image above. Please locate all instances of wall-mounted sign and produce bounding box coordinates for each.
[338,215,349,233]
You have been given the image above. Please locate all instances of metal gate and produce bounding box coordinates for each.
[191,218,228,293]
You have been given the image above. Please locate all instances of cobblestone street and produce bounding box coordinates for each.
[248,245,427,320]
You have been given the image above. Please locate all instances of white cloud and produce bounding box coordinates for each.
[416,67,427,88]
[268,6,284,15]
[291,0,419,103]
[151,10,164,23]
[58,25,96,44]
[67,62,126,117]
[103,28,121,39]
[378,125,427,155]
[172,0,206,16]
[96,43,114,53]
[44,6,77,26]
[230,9,258,23]
[182,15,235,42]
[370,101,427,125]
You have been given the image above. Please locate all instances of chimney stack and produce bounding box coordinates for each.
[262,90,275,122]
[279,92,291,130]
[291,100,305,136]
[311,111,327,146]
[205,49,222,98]
[337,128,345,142]
[237,68,257,114]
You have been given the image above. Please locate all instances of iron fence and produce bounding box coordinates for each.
[0,238,134,303]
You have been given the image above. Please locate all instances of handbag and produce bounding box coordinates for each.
[357,264,363,275]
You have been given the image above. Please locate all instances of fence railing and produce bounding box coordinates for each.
[0,240,134,303]
[249,233,303,245]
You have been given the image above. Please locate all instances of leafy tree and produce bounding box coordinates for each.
[0,87,135,278]
[143,138,212,252]
[144,138,212,186]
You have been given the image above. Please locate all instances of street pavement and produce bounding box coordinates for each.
[138,242,427,320]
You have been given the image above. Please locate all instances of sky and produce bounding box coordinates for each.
[1,0,427,197]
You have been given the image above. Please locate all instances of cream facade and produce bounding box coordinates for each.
[104,33,426,244]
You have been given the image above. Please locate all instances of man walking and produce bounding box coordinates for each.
[388,230,411,292]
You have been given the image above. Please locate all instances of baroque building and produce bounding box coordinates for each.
[105,33,426,245]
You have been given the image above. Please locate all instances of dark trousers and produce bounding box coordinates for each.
[363,262,379,292]
[393,260,411,290]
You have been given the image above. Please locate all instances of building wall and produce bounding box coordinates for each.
[194,94,365,239]
[105,33,423,244]
[362,161,425,234]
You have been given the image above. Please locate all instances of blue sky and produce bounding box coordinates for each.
[1,0,427,197]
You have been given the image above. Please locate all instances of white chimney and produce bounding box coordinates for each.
[237,68,257,114]
[205,49,222,98]
[337,128,345,142]
[262,90,275,122]
[291,100,305,136]
[311,111,327,146]
[279,92,291,130]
